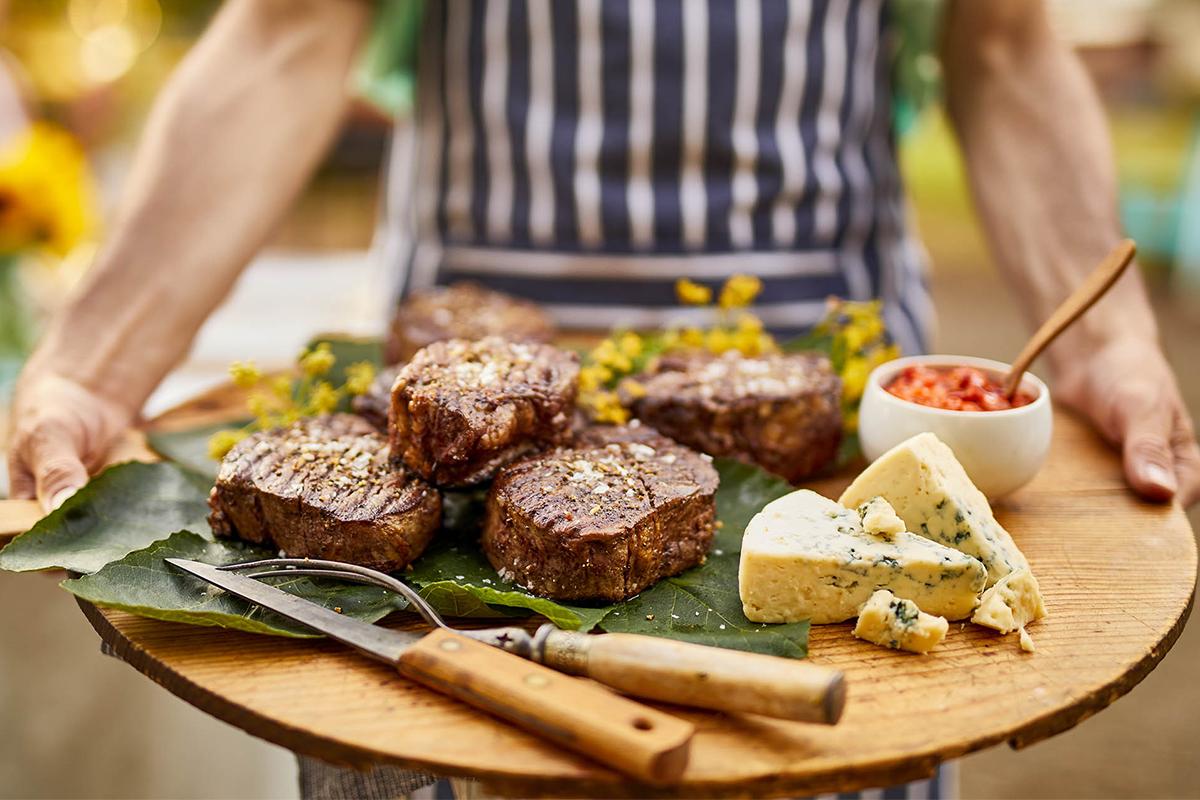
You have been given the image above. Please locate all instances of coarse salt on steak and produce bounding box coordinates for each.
[389,336,579,487]
[208,414,440,572]
[483,432,718,602]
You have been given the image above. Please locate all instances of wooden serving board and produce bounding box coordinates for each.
[1,387,1196,797]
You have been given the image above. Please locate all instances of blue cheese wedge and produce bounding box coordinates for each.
[839,433,1032,587]
[738,490,987,624]
[972,568,1047,652]
[853,590,949,654]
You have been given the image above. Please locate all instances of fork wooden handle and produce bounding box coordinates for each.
[397,629,693,784]
[539,629,846,724]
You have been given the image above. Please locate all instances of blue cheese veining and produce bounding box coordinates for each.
[738,490,987,624]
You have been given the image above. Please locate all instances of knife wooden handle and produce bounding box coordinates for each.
[539,629,846,724]
[396,628,693,784]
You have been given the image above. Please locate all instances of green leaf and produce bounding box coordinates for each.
[711,458,794,553]
[147,420,251,481]
[63,531,403,638]
[0,462,213,574]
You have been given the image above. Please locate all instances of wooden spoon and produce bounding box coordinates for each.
[1003,238,1137,399]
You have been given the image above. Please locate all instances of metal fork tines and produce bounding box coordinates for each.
[216,557,545,656]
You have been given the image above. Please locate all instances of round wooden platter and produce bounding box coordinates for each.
[57,386,1200,797]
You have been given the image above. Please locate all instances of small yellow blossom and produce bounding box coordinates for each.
[705,327,734,354]
[841,356,870,404]
[247,393,273,422]
[718,274,762,310]
[207,429,247,461]
[679,327,705,348]
[228,360,262,389]
[675,278,713,306]
[344,361,377,396]
[271,375,294,399]
[579,364,613,393]
[299,342,336,377]
[617,331,643,359]
[587,390,630,424]
[308,381,341,415]
[0,123,97,257]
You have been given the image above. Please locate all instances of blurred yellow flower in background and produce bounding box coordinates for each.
[344,361,377,396]
[0,122,97,257]
[674,277,712,306]
[718,274,762,310]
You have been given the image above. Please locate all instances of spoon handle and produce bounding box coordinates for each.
[1003,238,1137,398]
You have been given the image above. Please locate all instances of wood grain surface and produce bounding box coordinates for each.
[2,387,1196,797]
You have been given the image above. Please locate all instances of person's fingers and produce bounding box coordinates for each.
[1117,397,1177,502]
[1171,412,1200,509]
[27,423,89,512]
[6,449,35,499]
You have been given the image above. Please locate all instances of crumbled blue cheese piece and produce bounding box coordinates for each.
[972,568,1046,652]
[853,590,949,654]
[738,490,987,624]
[858,496,906,539]
[839,433,1034,589]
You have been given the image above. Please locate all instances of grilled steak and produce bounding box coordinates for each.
[389,336,579,486]
[483,435,719,602]
[622,350,842,482]
[208,414,441,572]
[571,419,666,449]
[385,282,557,365]
[351,365,400,431]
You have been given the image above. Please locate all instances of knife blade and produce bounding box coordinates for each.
[165,558,694,784]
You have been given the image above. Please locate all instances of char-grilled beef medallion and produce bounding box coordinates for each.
[623,350,842,483]
[208,414,441,572]
[351,365,400,431]
[389,336,579,486]
[483,433,719,602]
[385,282,558,365]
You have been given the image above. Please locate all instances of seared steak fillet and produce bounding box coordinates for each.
[208,414,441,572]
[389,337,579,486]
[385,282,557,365]
[483,435,718,602]
[623,350,842,482]
[571,419,666,449]
[351,365,400,431]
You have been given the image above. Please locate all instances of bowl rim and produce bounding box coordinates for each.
[865,354,1051,419]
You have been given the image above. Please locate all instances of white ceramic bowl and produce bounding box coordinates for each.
[858,354,1052,499]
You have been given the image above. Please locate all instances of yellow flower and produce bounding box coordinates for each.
[705,327,734,354]
[587,390,630,424]
[841,356,870,404]
[271,375,294,399]
[299,342,336,377]
[207,429,247,461]
[308,381,341,415]
[0,123,97,257]
[617,331,643,359]
[679,327,705,348]
[247,393,273,422]
[344,361,377,396]
[675,278,713,306]
[590,338,632,373]
[579,364,613,393]
[718,274,762,310]
[228,360,262,389]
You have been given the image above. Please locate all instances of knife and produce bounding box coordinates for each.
[166,557,693,784]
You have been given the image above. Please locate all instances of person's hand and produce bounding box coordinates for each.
[1056,336,1199,508]
[6,370,133,511]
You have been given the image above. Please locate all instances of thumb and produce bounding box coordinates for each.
[1119,405,1177,502]
[29,426,90,512]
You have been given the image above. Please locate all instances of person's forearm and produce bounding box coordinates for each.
[31,0,369,412]
[942,2,1157,376]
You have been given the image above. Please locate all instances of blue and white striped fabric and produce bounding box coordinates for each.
[386,0,933,354]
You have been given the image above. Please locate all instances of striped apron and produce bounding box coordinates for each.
[381,0,934,355]
[360,2,953,797]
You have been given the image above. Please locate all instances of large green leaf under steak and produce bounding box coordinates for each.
[0,461,213,574]
[63,531,403,637]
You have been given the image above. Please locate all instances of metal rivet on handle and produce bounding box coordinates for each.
[439,639,462,652]
[523,673,550,688]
